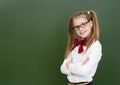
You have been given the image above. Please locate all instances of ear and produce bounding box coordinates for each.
[89,20,93,27]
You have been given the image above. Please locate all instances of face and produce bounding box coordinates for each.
[73,17,93,39]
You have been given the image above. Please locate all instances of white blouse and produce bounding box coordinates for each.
[60,40,102,83]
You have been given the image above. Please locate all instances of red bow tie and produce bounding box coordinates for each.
[72,39,87,53]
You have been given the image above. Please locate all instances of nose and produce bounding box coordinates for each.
[78,27,84,31]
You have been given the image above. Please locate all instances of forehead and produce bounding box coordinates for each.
[73,16,87,25]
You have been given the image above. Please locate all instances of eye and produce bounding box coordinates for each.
[76,25,81,28]
[81,22,87,27]
[72,25,81,31]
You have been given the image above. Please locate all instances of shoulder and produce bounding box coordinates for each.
[89,40,102,51]
[85,40,102,59]
[93,40,102,48]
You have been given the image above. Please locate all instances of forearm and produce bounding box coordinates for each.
[60,59,71,75]
[68,55,101,76]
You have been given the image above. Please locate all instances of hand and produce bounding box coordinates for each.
[66,60,72,68]
[82,57,90,65]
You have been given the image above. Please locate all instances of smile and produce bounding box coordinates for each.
[80,31,86,35]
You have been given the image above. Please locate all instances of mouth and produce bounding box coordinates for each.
[80,31,86,35]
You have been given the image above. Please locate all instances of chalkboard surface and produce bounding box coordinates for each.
[0,0,120,85]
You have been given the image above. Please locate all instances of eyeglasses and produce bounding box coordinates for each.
[72,20,90,31]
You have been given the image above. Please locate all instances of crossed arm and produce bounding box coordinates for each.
[66,57,90,68]
[60,41,102,76]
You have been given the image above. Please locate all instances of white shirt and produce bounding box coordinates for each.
[60,40,102,83]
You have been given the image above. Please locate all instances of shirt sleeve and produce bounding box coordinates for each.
[68,41,102,76]
[60,57,71,75]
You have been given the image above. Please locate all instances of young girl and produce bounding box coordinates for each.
[60,10,102,85]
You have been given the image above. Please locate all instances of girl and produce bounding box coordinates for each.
[60,10,102,85]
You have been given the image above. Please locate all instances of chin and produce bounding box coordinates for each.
[81,35,87,38]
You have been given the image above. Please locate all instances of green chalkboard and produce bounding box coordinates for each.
[0,0,120,85]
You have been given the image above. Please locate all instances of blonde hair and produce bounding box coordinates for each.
[64,10,99,58]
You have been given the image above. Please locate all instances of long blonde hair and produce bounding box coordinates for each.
[64,10,99,58]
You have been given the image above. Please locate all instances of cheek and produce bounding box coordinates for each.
[86,27,92,34]
[88,27,92,32]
